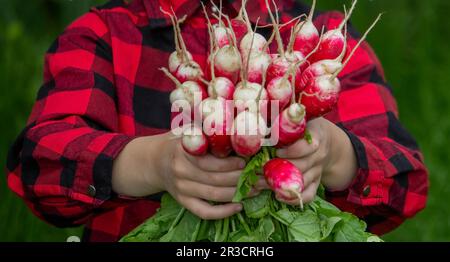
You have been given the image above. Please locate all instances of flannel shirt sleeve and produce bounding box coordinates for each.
[6,11,134,227]
[322,12,429,235]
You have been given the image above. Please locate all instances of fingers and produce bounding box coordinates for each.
[186,153,246,172]
[276,136,319,159]
[178,196,242,220]
[301,179,321,204]
[176,179,237,203]
[173,152,242,187]
[255,176,270,191]
[186,170,242,187]
[302,165,322,188]
[276,118,328,159]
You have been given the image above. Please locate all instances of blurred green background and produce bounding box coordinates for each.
[1,0,449,242]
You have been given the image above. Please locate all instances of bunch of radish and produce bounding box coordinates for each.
[161,0,382,207]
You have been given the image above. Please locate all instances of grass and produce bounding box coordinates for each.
[1,0,449,241]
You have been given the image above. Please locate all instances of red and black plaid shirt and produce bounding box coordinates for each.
[6,0,428,241]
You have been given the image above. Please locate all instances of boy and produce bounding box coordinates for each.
[6,0,428,241]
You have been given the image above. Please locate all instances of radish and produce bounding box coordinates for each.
[269,65,306,148]
[264,0,311,87]
[263,158,304,208]
[299,71,341,120]
[300,11,383,119]
[234,81,268,114]
[231,110,268,158]
[243,18,275,85]
[181,124,208,156]
[207,77,235,100]
[239,7,268,60]
[309,0,358,63]
[246,51,272,85]
[266,74,293,111]
[159,8,193,74]
[297,25,347,93]
[200,96,234,158]
[234,27,268,115]
[161,67,206,108]
[212,24,231,49]
[272,103,307,148]
[161,7,204,83]
[208,0,233,49]
[293,0,320,56]
[264,0,294,84]
[299,12,380,92]
[230,0,249,43]
[214,44,242,84]
[201,6,237,100]
[202,3,242,84]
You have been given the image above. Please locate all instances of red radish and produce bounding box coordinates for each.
[200,97,234,158]
[208,0,232,49]
[202,4,242,84]
[207,77,235,100]
[264,0,308,87]
[297,10,349,91]
[272,103,307,148]
[200,21,235,158]
[239,9,268,59]
[264,0,293,84]
[234,81,268,114]
[266,74,293,111]
[161,7,204,83]
[263,158,304,208]
[244,20,275,85]
[234,20,268,115]
[231,110,267,158]
[201,7,237,100]
[160,9,192,74]
[161,68,206,107]
[299,73,340,120]
[299,12,380,92]
[230,0,249,43]
[300,13,382,119]
[240,32,268,59]
[212,24,231,49]
[269,65,306,147]
[181,124,208,156]
[246,51,272,84]
[214,45,242,84]
[293,0,320,56]
[309,0,358,63]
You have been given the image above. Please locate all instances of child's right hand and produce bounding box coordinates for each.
[159,134,246,219]
[113,132,251,220]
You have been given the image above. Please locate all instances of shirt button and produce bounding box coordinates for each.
[363,185,371,197]
[87,185,96,197]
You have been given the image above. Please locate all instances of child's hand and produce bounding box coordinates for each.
[160,139,246,220]
[276,117,358,205]
[113,132,247,220]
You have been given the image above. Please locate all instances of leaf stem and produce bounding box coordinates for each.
[191,220,202,241]
[168,207,186,232]
[237,213,252,235]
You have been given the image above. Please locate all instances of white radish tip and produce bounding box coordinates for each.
[287,103,306,123]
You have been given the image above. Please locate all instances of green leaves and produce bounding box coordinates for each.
[288,210,322,242]
[242,190,271,219]
[232,148,271,203]
[121,192,383,243]
[120,147,383,243]
[119,194,182,242]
